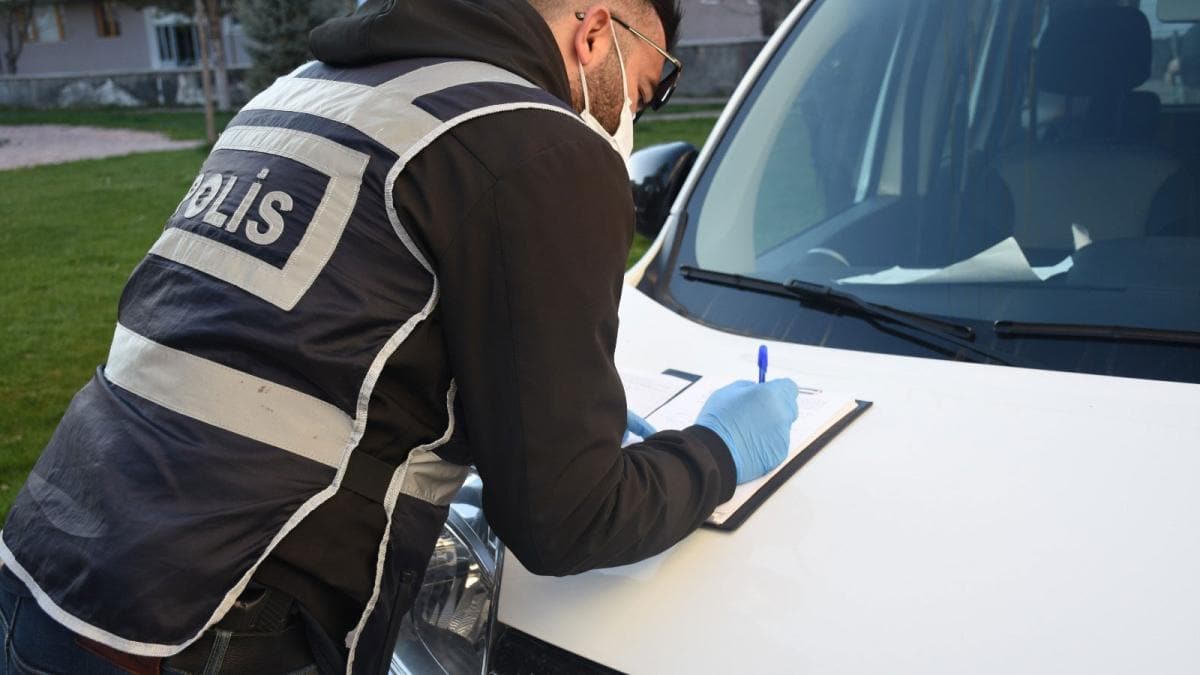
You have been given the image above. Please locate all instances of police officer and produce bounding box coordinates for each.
[0,0,799,672]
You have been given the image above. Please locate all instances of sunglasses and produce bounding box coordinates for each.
[575,11,683,121]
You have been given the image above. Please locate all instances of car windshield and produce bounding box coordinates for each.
[662,0,1200,382]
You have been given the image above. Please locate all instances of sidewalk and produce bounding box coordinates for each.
[0,125,202,170]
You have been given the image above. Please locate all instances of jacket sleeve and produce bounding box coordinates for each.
[431,133,737,576]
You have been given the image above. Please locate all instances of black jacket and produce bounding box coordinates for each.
[258,0,736,658]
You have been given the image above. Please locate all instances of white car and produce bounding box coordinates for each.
[391,0,1200,672]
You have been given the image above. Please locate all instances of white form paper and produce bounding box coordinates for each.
[619,369,701,445]
[620,369,700,418]
[643,371,859,526]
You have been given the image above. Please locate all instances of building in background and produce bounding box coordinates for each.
[1,0,781,107]
[678,0,762,42]
[675,0,768,98]
[13,2,248,75]
[1,1,249,107]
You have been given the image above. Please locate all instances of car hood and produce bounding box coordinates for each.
[497,288,1200,674]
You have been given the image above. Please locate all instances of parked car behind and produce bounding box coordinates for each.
[392,0,1200,672]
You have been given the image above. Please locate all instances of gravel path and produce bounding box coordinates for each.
[0,125,203,171]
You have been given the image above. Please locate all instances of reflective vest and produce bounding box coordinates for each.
[0,59,578,674]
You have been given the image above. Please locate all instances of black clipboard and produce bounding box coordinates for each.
[703,399,873,532]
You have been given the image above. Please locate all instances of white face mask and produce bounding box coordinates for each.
[578,22,635,165]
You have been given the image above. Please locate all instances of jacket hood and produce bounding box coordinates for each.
[309,0,573,105]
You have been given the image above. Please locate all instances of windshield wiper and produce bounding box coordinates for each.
[680,266,1024,366]
[994,321,1200,346]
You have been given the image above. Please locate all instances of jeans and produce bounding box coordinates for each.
[0,567,322,675]
[0,565,128,674]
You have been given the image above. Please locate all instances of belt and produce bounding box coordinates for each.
[78,585,316,675]
[164,621,313,674]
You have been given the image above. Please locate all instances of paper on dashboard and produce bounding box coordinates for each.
[838,237,1072,285]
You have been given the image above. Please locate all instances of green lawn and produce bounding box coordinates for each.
[641,102,726,116]
[628,117,716,260]
[633,116,715,151]
[0,149,213,516]
[0,109,716,519]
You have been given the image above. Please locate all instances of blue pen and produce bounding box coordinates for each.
[757,344,768,383]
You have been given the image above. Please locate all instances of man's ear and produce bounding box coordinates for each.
[573,5,614,68]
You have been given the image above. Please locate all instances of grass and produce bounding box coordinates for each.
[0,148,213,516]
[0,106,717,147]
[0,109,716,519]
[633,116,716,152]
[629,117,718,260]
[642,102,726,116]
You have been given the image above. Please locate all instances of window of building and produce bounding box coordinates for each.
[149,9,249,70]
[27,5,65,43]
[154,18,200,68]
[95,1,121,38]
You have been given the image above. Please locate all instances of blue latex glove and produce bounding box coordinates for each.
[624,410,658,443]
[695,379,800,484]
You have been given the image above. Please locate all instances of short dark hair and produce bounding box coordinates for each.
[530,0,682,51]
[646,0,682,51]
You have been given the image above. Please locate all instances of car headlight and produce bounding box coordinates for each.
[391,473,503,675]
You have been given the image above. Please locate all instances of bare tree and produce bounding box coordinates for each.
[194,0,217,142]
[203,0,230,111]
[759,0,801,38]
[1,0,36,75]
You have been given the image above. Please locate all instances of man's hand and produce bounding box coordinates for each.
[624,410,658,443]
[695,379,800,483]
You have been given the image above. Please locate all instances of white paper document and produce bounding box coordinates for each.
[635,372,862,527]
[620,369,699,418]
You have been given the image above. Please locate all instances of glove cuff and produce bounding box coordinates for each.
[684,424,738,503]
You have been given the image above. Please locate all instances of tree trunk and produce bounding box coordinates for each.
[194,0,217,143]
[759,0,799,38]
[2,0,35,75]
[3,37,15,74]
[3,13,11,74]
[205,0,231,111]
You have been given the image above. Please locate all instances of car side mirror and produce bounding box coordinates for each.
[629,141,698,238]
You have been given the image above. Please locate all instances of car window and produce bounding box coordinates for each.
[661,0,1200,382]
[1140,0,1200,105]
